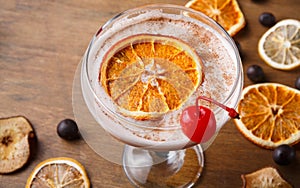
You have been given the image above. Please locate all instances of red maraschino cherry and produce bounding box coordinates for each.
[180,96,239,143]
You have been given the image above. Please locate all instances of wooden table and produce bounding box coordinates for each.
[1,0,300,187]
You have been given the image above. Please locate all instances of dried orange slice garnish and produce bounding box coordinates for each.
[100,34,203,120]
[26,157,90,188]
[258,19,300,70]
[185,0,246,36]
[0,116,35,174]
[242,167,292,188]
[234,83,300,149]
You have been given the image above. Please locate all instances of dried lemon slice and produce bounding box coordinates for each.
[242,167,292,188]
[100,34,203,120]
[234,83,300,149]
[26,157,90,188]
[258,19,300,70]
[185,0,246,36]
[0,116,35,174]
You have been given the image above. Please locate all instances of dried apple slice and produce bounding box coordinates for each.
[241,167,292,188]
[0,116,35,174]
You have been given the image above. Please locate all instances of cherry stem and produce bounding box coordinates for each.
[196,96,240,119]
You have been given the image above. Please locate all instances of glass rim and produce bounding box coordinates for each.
[82,4,243,130]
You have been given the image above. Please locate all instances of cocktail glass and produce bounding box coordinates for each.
[75,4,243,187]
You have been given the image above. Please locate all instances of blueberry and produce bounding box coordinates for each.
[57,119,80,140]
[251,0,267,3]
[273,144,296,165]
[247,65,266,83]
[235,40,244,59]
[259,12,276,27]
[295,77,300,90]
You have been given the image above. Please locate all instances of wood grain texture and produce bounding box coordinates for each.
[1,0,300,187]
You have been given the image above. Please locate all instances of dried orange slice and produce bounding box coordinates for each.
[185,0,246,36]
[234,83,300,149]
[258,19,300,70]
[26,157,90,188]
[100,34,203,120]
[242,167,292,188]
[0,116,35,174]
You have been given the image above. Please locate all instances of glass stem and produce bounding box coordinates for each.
[149,150,185,175]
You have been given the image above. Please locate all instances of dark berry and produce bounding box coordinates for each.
[273,144,296,165]
[295,77,300,90]
[259,12,276,27]
[235,40,244,59]
[57,119,80,140]
[251,0,267,3]
[247,65,266,83]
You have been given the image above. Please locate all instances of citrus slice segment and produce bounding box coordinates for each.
[241,167,292,188]
[26,157,90,188]
[100,34,203,120]
[258,19,300,70]
[234,83,300,149]
[185,0,246,36]
[0,116,35,174]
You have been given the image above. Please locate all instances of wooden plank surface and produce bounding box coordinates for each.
[1,0,300,187]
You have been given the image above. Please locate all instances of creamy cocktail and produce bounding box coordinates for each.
[82,5,242,151]
[80,4,243,187]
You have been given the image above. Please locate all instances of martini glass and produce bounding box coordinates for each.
[74,4,243,187]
